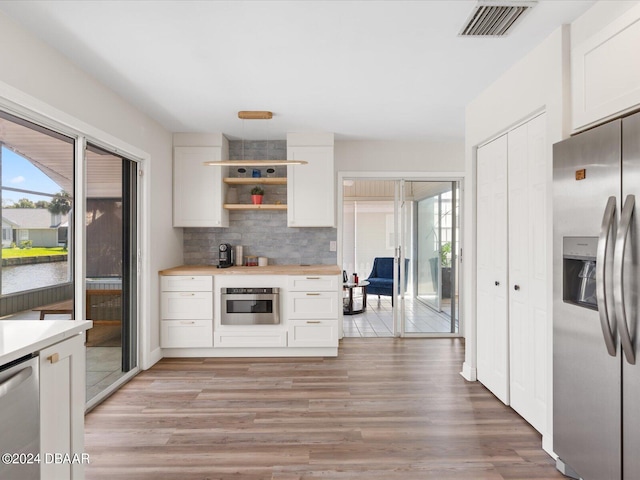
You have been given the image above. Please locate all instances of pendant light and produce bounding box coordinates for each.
[203,111,307,166]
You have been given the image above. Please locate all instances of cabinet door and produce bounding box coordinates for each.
[508,113,548,434]
[288,291,339,320]
[174,146,228,227]
[161,320,213,348]
[288,275,339,292]
[287,146,334,227]
[39,334,85,480]
[161,275,212,292]
[572,3,640,130]
[476,134,509,405]
[288,319,338,347]
[161,292,213,319]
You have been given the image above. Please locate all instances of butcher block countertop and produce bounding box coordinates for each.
[159,264,341,276]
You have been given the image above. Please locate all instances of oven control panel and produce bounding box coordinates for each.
[223,287,279,295]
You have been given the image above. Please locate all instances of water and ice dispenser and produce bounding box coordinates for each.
[563,237,598,309]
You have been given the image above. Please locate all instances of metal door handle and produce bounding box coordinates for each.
[614,194,636,364]
[596,196,617,356]
[0,366,33,400]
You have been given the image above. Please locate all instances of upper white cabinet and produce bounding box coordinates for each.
[173,133,229,227]
[572,3,640,131]
[287,133,335,227]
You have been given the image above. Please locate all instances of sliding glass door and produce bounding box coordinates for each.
[85,143,138,403]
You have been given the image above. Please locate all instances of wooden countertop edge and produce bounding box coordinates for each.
[159,265,342,276]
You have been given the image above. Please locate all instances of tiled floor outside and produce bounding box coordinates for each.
[343,294,458,337]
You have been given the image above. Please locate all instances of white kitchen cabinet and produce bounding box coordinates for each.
[39,333,86,480]
[287,133,335,227]
[288,319,338,348]
[287,274,340,348]
[173,144,229,227]
[572,3,640,131]
[215,330,288,348]
[476,113,549,435]
[161,320,213,348]
[161,276,213,348]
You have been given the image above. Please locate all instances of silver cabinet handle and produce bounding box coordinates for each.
[596,196,617,356]
[179,293,196,296]
[180,321,196,325]
[614,194,636,364]
[306,321,321,324]
[0,366,33,400]
[306,277,321,280]
[306,293,321,296]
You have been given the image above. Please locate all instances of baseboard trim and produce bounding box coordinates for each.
[460,362,477,381]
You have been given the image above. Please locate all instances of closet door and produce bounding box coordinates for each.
[508,113,548,433]
[476,134,509,404]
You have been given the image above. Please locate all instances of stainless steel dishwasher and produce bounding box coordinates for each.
[0,354,40,480]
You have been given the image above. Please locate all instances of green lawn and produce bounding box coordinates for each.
[2,247,68,258]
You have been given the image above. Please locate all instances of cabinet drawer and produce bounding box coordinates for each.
[288,319,338,347]
[215,330,287,348]
[161,291,213,319]
[161,275,212,292]
[288,291,339,319]
[288,275,339,291]
[161,320,213,348]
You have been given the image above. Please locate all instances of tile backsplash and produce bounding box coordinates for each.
[183,140,337,266]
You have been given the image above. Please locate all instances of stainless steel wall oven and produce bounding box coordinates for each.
[221,288,280,325]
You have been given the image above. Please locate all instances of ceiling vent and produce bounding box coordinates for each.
[459,1,537,37]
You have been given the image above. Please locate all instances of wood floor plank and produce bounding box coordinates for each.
[85,338,563,480]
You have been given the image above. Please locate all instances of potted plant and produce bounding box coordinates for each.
[250,186,264,205]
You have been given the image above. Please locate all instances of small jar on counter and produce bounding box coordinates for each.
[245,256,258,267]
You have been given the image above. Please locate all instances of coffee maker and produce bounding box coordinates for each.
[218,243,235,268]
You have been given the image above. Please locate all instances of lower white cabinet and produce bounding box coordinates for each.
[161,320,214,348]
[288,320,338,347]
[288,291,339,320]
[161,276,213,348]
[215,330,288,348]
[39,333,85,480]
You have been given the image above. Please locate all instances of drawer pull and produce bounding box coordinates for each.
[180,321,196,325]
[306,293,321,296]
[306,277,321,280]
[180,293,196,296]
[306,321,321,324]
[48,353,60,364]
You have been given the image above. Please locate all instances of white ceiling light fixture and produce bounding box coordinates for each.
[459,0,537,37]
[203,111,308,166]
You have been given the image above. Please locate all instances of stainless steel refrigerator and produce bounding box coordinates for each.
[553,110,640,480]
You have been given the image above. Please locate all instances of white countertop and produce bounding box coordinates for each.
[0,320,92,365]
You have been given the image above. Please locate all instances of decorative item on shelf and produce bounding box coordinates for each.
[266,168,276,178]
[203,111,308,166]
[237,168,247,177]
[250,186,264,205]
[252,169,261,178]
[245,255,258,267]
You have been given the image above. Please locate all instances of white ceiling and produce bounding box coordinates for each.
[0,0,596,141]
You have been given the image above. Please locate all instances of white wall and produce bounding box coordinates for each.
[0,11,181,368]
[464,26,569,453]
[336,140,464,173]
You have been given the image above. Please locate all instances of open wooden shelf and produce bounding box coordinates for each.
[223,204,287,211]
[223,177,287,185]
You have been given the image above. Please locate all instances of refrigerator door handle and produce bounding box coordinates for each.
[614,194,636,365]
[596,196,618,356]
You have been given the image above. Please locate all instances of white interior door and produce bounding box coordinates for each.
[508,113,548,433]
[476,134,510,404]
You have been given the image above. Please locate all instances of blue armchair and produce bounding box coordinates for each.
[366,257,409,303]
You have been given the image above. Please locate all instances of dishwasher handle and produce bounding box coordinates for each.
[0,366,34,400]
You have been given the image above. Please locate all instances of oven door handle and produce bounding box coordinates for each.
[222,294,279,301]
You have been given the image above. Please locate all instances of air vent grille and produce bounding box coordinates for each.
[459,2,536,37]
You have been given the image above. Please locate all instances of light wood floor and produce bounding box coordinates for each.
[84,338,563,480]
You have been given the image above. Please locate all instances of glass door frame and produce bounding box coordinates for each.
[337,172,464,340]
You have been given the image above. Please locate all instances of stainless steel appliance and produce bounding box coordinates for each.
[218,243,235,268]
[221,287,280,325]
[553,111,640,480]
[0,354,39,480]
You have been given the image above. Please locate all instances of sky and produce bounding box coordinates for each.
[1,146,64,206]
